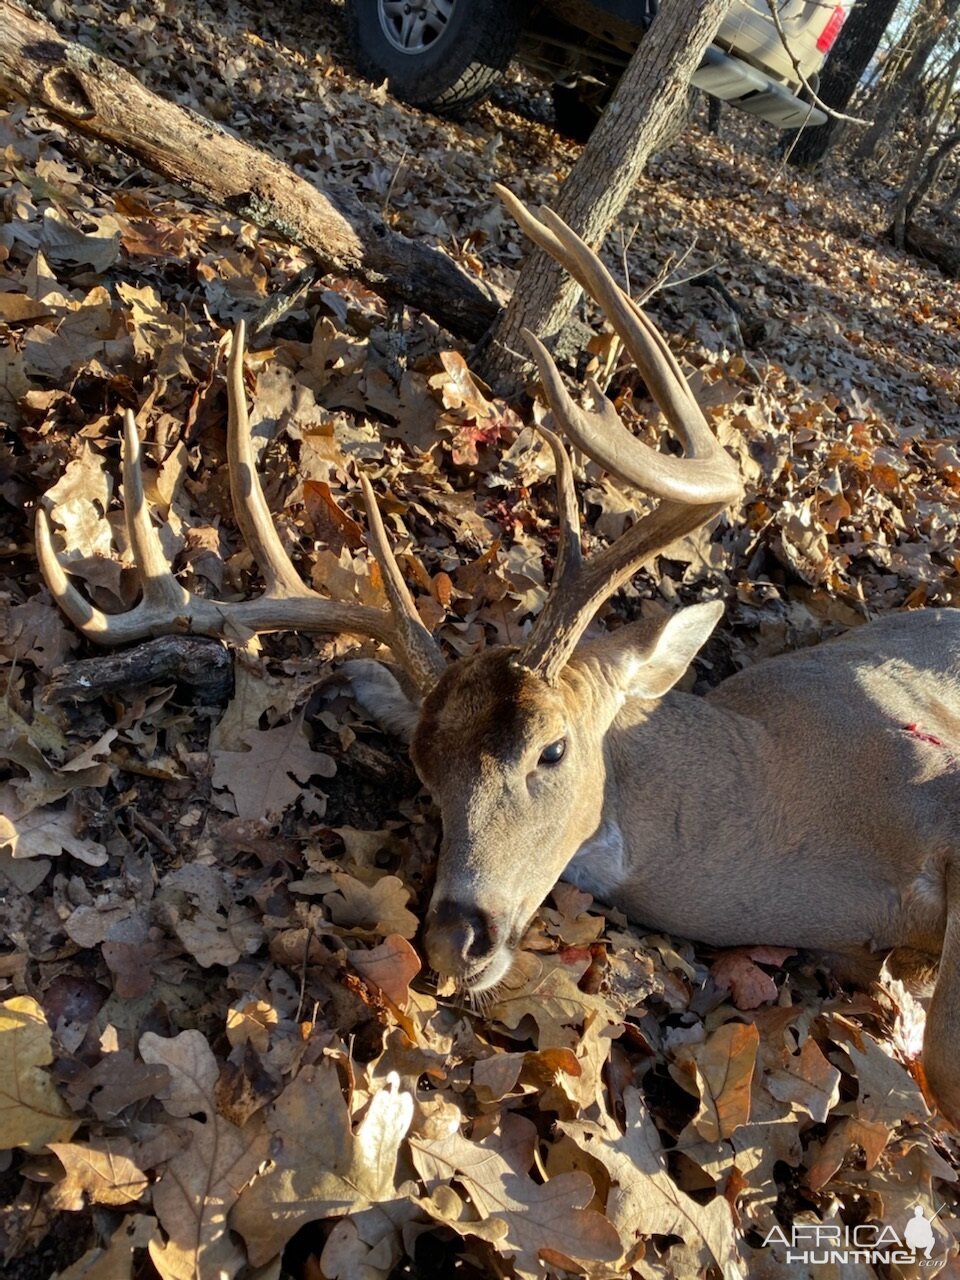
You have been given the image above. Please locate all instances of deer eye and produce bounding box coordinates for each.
[538,738,566,766]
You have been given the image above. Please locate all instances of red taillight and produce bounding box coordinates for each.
[816,4,846,54]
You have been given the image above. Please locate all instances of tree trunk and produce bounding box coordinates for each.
[476,0,732,393]
[905,130,960,222]
[784,0,902,167]
[855,0,960,163]
[938,168,960,215]
[891,43,960,246]
[0,1,501,341]
[862,2,933,103]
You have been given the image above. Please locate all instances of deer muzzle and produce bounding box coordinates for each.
[424,895,520,992]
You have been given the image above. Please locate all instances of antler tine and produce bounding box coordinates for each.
[358,473,447,690]
[226,321,314,599]
[121,409,190,611]
[526,375,727,684]
[35,506,116,638]
[495,184,740,504]
[495,187,742,683]
[517,494,728,681]
[35,323,447,693]
[225,321,444,688]
[533,421,583,585]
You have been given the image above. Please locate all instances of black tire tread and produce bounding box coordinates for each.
[345,0,523,116]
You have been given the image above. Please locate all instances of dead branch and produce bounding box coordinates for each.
[0,1,501,341]
[45,636,233,704]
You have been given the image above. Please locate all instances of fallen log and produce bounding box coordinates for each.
[0,1,501,340]
[896,223,960,279]
[45,636,234,705]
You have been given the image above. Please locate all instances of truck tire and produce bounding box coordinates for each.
[345,0,524,115]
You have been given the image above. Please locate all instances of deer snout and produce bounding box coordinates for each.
[425,898,498,981]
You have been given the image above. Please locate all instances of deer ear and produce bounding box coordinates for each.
[599,601,725,700]
[340,659,422,742]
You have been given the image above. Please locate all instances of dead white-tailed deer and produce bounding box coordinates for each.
[37,189,960,1127]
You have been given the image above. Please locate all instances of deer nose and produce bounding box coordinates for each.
[426,899,496,973]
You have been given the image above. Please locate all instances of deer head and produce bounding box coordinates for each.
[36,187,741,996]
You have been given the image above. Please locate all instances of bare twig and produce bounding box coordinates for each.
[131,810,178,859]
[635,241,712,306]
[383,146,409,216]
[764,0,872,126]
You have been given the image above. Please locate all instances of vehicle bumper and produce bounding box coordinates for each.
[692,46,826,129]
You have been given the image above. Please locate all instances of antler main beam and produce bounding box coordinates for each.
[36,323,446,694]
[493,185,743,683]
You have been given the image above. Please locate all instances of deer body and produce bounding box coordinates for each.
[413,607,960,1123]
[415,609,959,970]
[570,609,959,961]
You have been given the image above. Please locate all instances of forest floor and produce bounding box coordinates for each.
[2,1,960,1277]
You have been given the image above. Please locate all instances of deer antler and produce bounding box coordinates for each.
[494,184,743,683]
[36,322,446,694]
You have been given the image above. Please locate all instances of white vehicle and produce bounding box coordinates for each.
[344,0,850,131]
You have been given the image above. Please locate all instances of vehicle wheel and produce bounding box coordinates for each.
[345,0,524,115]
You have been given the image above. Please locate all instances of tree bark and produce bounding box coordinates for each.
[905,130,960,223]
[46,636,233,705]
[784,0,902,167]
[476,0,732,393]
[0,1,501,341]
[854,0,960,164]
[890,43,960,247]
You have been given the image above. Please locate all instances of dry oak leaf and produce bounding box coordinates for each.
[74,1049,171,1122]
[429,349,495,419]
[676,1020,759,1143]
[0,292,54,324]
[231,1060,415,1266]
[226,1000,279,1053]
[38,207,122,272]
[320,1200,422,1280]
[0,846,50,893]
[802,1114,891,1192]
[562,1087,739,1275]
[0,995,79,1152]
[211,718,334,820]
[139,1030,268,1280]
[0,596,75,669]
[323,871,419,939]
[116,280,190,367]
[765,1035,841,1125]
[157,863,264,968]
[543,882,604,948]
[0,706,113,832]
[710,946,796,1010]
[23,293,134,385]
[826,1018,930,1126]
[348,933,422,1006]
[0,800,106,865]
[489,951,617,1045]
[40,440,116,563]
[410,1112,621,1278]
[471,1046,581,1105]
[48,1137,149,1208]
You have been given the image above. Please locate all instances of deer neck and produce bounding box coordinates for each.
[565,690,780,926]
